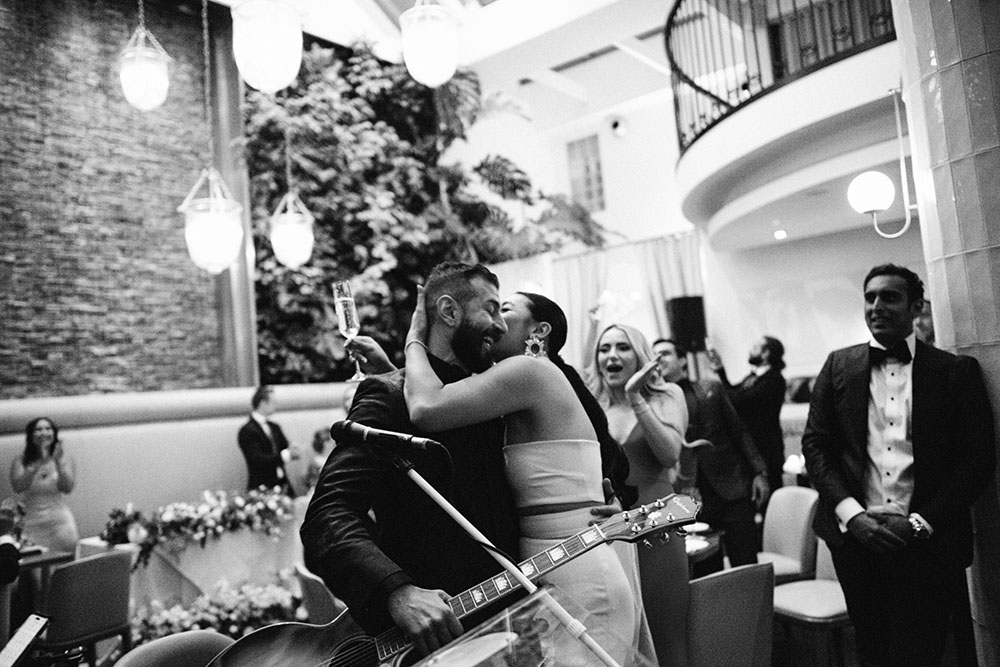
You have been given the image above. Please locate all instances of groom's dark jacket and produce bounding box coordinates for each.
[802,340,995,568]
[301,356,519,633]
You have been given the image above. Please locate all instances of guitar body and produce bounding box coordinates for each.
[208,494,698,667]
[207,611,413,667]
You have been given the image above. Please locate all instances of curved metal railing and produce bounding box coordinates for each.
[665,0,896,153]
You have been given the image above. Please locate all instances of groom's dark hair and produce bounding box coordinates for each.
[424,262,499,318]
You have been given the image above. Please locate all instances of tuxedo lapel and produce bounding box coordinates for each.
[844,345,871,452]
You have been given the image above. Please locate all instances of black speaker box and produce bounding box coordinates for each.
[665,296,706,352]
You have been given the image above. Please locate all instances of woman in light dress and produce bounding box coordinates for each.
[10,416,79,553]
[589,324,691,667]
[405,289,654,667]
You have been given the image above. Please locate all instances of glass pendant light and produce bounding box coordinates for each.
[270,123,314,269]
[119,0,172,111]
[400,0,460,88]
[231,0,303,94]
[177,0,244,274]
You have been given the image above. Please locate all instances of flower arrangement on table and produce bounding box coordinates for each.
[101,486,294,568]
[132,574,306,645]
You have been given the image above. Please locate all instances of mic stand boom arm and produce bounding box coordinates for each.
[387,452,621,667]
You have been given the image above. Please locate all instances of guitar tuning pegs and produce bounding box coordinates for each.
[630,524,641,534]
[654,499,665,509]
[666,513,675,522]
[658,532,670,544]
[641,539,653,549]
[638,506,649,515]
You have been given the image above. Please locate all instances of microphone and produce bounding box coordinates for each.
[330,420,439,451]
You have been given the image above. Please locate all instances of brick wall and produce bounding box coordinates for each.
[0,0,232,398]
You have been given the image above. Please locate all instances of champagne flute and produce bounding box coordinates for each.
[333,280,365,382]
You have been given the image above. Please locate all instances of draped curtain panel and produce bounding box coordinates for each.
[552,250,608,369]
[634,233,704,339]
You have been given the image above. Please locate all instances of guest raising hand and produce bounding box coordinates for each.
[10,417,79,553]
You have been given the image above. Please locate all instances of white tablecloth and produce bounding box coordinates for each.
[78,515,302,611]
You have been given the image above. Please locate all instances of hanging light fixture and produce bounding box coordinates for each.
[400,0,460,88]
[847,89,917,239]
[177,0,244,274]
[119,0,172,111]
[231,0,303,94]
[270,125,314,269]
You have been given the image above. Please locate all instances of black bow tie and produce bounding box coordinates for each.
[870,342,912,366]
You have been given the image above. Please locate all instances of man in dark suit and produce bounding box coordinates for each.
[802,264,995,667]
[709,336,788,495]
[237,385,293,494]
[301,263,520,659]
[654,338,769,567]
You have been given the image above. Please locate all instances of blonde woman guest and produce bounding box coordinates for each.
[589,324,691,667]
[11,417,79,553]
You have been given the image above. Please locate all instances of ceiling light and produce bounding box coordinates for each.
[231,0,303,94]
[401,1,460,88]
[119,0,172,111]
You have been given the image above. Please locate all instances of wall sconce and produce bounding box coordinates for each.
[231,0,303,94]
[178,0,244,274]
[847,90,916,239]
[119,0,172,111]
[400,1,460,88]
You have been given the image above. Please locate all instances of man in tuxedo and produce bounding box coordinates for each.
[237,385,293,494]
[802,264,995,667]
[709,336,787,495]
[301,263,520,658]
[654,338,769,567]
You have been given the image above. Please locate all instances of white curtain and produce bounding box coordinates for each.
[634,232,704,338]
[552,250,608,369]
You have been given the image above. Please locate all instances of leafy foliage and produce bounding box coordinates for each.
[243,44,607,382]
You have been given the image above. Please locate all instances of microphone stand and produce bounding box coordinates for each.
[385,450,621,667]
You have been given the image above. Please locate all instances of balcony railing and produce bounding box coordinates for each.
[665,0,896,153]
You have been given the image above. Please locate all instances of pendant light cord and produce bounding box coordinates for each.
[137,0,145,30]
[202,0,215,161]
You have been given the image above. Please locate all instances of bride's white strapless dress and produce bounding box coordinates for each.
[504,440,651,666]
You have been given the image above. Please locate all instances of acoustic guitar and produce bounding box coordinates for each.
[208,493,699,667]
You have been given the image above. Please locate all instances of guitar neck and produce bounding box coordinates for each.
[373,523,606,660]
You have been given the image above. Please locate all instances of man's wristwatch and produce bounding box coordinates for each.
[908,515,930,540]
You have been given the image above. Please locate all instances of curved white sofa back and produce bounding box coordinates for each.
[0,384,350,540]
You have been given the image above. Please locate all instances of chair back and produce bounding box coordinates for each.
[815,539,838,581]
[687,563,774,667]
[114,630,234,667]
[294,563,347,625]
[762,486,819,577]
[40,550,132,646]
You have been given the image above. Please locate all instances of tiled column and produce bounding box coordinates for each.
[892,0,1000,661]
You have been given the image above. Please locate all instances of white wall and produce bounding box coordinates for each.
[703,223,927,380]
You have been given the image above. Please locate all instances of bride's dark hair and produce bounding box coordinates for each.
[518,293,633,506]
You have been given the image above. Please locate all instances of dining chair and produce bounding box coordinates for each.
[687,562,774,667]
[294,562,347,625]
[114,630,234,667]
[773,539,852,667]
[32,550,132,667]
[758,486,819,584]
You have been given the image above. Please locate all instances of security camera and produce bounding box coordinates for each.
[609,116,627,137]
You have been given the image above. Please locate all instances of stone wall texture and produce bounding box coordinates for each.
[0,0,229,398]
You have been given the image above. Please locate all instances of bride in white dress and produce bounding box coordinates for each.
[404,289,652,667]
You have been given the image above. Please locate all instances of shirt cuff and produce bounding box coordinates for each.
[909,512,934,536]
[835,497,865,533]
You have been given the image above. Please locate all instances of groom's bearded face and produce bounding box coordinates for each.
[448,278,506,373]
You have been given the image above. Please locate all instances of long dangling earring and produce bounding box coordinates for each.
[524,332,545,358]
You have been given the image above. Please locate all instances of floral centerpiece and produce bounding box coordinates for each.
[101,486,294,568]
[132,575,306,645]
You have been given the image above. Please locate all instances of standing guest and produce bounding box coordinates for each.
[10,417,78,553]
[589,324,690,667]
[0,501,21,585]
[404,290,652,667]
[708,336,787,495]
[654,338,769,567]
[301,263,521,659]
[802,264,995,667]
[237,386,293,495]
